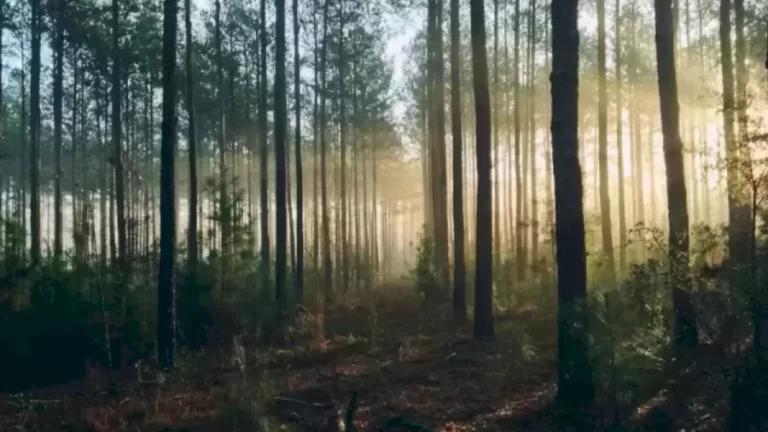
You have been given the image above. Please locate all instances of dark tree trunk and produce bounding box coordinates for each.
[260,0,271,290]
[53,0,64,261]
[320,0,333,301]
[551,0,595,411]
[514,0,523,284]
[275,0,288,330]
[450,0,466,324]
[338,0,348,294]
[529,0,539,270]
[185,0,198,274]
[469,0,494,341]
[719,0,747,269]
[293,0,304,305]
[215,0,230,258]
[0,0,3,253]
[597,0,615,276]
[113,0,127,272]
[157,0,178,370]
[654,0,698,349]
[30,0,41,264]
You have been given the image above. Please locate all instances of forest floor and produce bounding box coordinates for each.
[0,283,736,431]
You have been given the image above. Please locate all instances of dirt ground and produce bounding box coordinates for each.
[0,286,736,431]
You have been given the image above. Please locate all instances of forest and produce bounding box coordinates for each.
[0,0,767,430]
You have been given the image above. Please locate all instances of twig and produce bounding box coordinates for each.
[274,396,333,408]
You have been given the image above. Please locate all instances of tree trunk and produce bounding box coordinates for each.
[319,0,333,301]
[293,0,304,305]
[616,0,626,273]
[113,0,127,272]
[275,0,288,331]
[30,0,41,264]
[514,0,524,284]
[158,0,178,370]
[215,0,230,259]
[597,0,615,277]
[260,0,271,290]
[0,0,3,253]
[53,1,64,261]
[529,0,539,271]
[469,0,494,341]
[451,0,466,324]
[654,0,698,349]
[338,0,349,294]
[551,0,595,411]
[719,0,748,269]
[185,0,198,274]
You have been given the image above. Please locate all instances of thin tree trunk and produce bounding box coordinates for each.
[319,0,333,301]
[185,0,198,273]
[52,0,64,261]
[113,0,127,272]
[451,0,466,323]
[514,0,523,284]
[469,0,494,341]
[260,0,271,289]
[654,0,698,349]
[30,0,41,264]
[616,0,626,273]
[293,0,304,304]
[597,0,615,277]
[275,0,288,330]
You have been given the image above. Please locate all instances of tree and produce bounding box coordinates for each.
[215,0,229,258]
[513,0,523,283]
[719,0,749,270]
[450,0,466,323]
[319,0,333,301]
[654,0,698,349]
[293,0,304,305]
[53,0,64,261]
[260,0,270,291]
[616,0,627,274]
[275,0,288,329]
[112,0,127,271]
[551,0,594,411]
[185,0,198,274]
[469,0,494,341]
[598,0,615,276]
[157,0,178,370]
[30,0,41,264]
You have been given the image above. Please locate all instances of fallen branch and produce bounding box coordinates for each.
[273,396,333,408]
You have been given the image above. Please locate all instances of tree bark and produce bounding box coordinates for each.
[30,0,41,264]
[451,0,466,324]
[469,0,494,341]
[551,0,595,411]
[654,0,698,349]
[185,0,198,274]
[275,0,288,331]
[260,0,271,290]
[158,0,179,370]
[112,0,127,272]
[293,0,304,305]
[319,0,333,301]
[53,0,64,261]
[597,0,615,277]
[616,0,626,273]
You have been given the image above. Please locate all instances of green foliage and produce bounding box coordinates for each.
[589,260,671,407]
[409,229,439,306]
